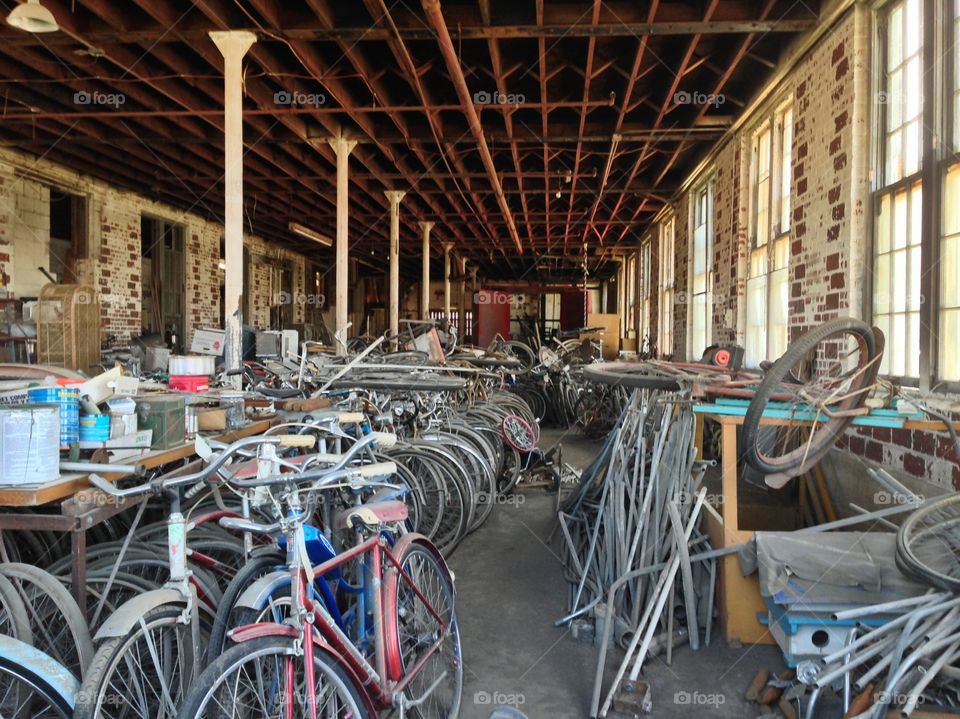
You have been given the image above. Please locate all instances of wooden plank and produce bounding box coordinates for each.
[0,419,275,508]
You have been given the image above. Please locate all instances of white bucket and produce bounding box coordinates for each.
[0,404,60,486]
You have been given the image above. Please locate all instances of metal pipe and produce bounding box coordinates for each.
[420,0,524,254]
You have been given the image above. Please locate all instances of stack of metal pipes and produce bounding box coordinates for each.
[556,388,724,717]
[800,591,960,718]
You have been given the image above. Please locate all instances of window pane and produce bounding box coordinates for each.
[888,5,903,70]
[780,108,793,232]
[941,165,960,381]
[745,275,768,367]
[768,266,789,360]
[873,180,922,378]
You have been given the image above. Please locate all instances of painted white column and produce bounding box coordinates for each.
[419,221,433,320]
[443,243,452,318]
[458,255,468,335]
[327,135,357,355]
[385,190,405,347]
[210,30,257,386]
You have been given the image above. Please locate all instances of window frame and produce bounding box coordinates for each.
[745,99,794,368]
[869,0,960,389]
[688,177,715,360]
[657,214,676,358]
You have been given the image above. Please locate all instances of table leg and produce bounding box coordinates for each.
[71,528,87,618]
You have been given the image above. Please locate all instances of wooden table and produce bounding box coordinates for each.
[693,403,960,645]
[0,419,275,615]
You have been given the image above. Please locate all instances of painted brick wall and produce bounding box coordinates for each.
[636,8,958,491]
[0,150,310,346]
[789,22,855,338]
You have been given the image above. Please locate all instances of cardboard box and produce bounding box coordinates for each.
[77,429,154,460]
[197,408,227,431]
[191,328,226,356]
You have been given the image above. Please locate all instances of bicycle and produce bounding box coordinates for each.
[178,431,463,719]
[73,433,316,719]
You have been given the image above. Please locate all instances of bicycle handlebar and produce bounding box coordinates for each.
[88,430,396,499]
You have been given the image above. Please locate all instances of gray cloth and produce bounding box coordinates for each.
[739,531,927,600]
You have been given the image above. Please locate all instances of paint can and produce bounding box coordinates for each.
[0,404,60,485]
[27,387,79,447]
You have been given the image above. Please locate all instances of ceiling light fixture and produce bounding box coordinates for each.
[6,0,59,33]
[288,222,333,247]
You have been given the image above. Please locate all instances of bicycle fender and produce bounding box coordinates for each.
[389,533,455,592]
[93,588,184,641]
[234,570,291,611]
[0,634,80,708]
[226,625,380,718]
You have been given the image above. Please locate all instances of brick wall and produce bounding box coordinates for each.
[0,149,311,347]
[634,7,958,491]
[789,21,855,338]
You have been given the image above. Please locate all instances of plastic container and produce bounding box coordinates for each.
[168,355,216,376]
[133,394,186,450]
[219,392,246,430]
[27,387,79,447]
[79,414,111,442]
[107,397,138,439]
[169,375,210,393]
[0,404,60,485]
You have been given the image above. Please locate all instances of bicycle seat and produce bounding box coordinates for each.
[333,500,408,530]
[256,386,305,399]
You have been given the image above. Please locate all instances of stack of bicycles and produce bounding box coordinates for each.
[0,414,463,719]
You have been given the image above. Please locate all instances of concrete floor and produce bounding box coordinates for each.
[449,429,786,719]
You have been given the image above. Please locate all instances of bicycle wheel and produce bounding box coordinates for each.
[384,542,462,719]
[501,415,536,454]
[0,563,93,680]
[206,551,285,661]
[896,495,960,591]
[75,604,203,719]
[178,636,371,718]
[0,635,78,718]
[0,572,33,646]
[741,318,880,481]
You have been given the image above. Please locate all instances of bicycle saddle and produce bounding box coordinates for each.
[333,500,409,530]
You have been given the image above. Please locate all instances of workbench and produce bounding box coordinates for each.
[0,419,274,616]
[693,401,960,645]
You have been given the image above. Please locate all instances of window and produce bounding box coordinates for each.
[624,255,637,338]
[658,215,675,357]
[745,102,793,367]
[689,179,714,359]
[939,1,960,381]
[872,0,959,383]
[640,239,653,351]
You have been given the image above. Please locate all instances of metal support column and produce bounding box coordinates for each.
[210,30,257,386]
[419,221,434,320]
[385,190,405,347]
[328,135,358,355]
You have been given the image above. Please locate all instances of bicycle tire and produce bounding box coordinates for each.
[0,562,94,680]
[0,572,33,647]
[741,318,879,477]
[383,541,462,719]
[75,604,204,719]
[896,495,960,591]
[177,635,372,719]
[206,552,285,661]
[0,635,78,718]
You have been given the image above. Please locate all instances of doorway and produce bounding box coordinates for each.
[141,216,185,350]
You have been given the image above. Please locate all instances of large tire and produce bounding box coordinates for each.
[741,318,879,477]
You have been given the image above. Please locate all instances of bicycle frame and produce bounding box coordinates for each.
[232,522,451,714]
